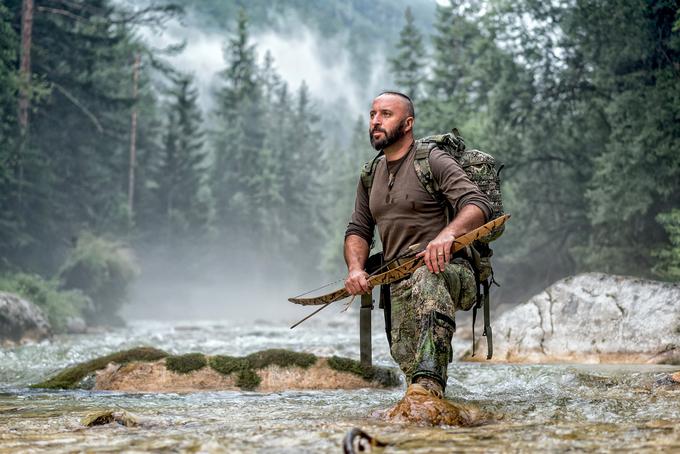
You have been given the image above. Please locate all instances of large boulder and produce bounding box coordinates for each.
[476,273,680,364]
[0,291,52,346]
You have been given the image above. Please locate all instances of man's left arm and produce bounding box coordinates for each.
[418,149,493,274]
[419,204,485,273]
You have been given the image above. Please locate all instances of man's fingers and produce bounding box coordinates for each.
[359,277,370,294]
[437,250,445,273]
[426,248,435,273]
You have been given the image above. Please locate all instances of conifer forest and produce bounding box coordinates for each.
[0,0,678,327]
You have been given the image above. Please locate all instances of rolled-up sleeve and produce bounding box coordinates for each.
[429,149,493,221]
[344,178,375,244]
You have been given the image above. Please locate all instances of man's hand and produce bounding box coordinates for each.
[417,231,455,274]
[345,268,371,295]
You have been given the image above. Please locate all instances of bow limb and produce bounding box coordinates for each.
[287,287,350,306]
[288,214,510,307]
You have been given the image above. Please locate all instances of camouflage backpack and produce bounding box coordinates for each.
[361,128,505,243]
[360,128,504,359]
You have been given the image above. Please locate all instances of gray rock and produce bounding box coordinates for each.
[66,316,87,334]
[479,273,680,364]
[0,292,52,345]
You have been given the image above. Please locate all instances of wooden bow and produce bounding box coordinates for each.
[288,214,510,307]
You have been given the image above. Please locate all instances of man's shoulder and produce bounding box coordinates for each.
[424,145,462,172]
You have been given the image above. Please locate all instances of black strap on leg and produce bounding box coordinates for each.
[482,279,493,360]
[381,284,392,347]
[471,280,482,357]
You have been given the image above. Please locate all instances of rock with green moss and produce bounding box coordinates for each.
[165,353,207,374]
[33,347,401,392]
[245,349,317,369]
[32,347,168,389]
[328,356,400,387]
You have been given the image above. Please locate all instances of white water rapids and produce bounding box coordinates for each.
[1,316,679,452]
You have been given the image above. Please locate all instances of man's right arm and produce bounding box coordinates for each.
[344,235,370,294]
[344,178,375,295]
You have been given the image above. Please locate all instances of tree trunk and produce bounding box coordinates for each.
[17,0,34,198]
[127,53,140,224]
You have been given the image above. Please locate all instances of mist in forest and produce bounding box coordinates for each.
[0,0,678,329]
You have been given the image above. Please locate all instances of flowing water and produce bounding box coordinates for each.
[1,315,679,453]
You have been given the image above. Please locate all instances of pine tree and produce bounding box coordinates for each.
[211,9,264,234]
[421,4,485,133]
[153,74,208,238]
[389,7,426,101]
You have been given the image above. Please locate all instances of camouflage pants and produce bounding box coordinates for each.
[389,258,476,389]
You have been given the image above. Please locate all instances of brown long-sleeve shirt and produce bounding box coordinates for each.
[345,142,492,261]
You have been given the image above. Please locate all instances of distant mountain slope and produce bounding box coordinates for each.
[170,0,436,96]
[177,0,435,39]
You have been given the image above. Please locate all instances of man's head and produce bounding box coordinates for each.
[369,91,415,151]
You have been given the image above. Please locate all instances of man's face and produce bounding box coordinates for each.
[368,95,412,150]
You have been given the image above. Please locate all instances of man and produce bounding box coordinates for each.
[344,91,493,399]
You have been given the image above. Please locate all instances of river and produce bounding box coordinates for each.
[1,315,679,452]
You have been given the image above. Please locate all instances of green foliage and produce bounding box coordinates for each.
[653,210,680,280]
[1,0,678,312]
[149,74,209,238]
[210,349,317,390]
[0,273,90,333]
[245,349,317,369]
[236,368,261,391]
[389,7,426,101]
[32,347,168,389]
[165,353,208,374]
[211,349,316,390]
[327,356,400,387]
[209,355,250,375]
[58,233,139,325]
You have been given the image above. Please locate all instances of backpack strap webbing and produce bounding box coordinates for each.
[482,279,493,360]
[413,142,452,221]
[471,278,493,360]
[360,151,384,195]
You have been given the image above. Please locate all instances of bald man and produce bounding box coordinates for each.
[344,91,492,399]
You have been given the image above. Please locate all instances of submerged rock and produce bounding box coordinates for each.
[380,384,489,426]
[0,292,52,346]
[81,410,114,426]
[475,273,680,364]
[81,409,139,427]
[33,348,400,392]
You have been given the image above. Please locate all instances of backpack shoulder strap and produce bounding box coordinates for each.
[413,141,450,216]
[360,151,384,196]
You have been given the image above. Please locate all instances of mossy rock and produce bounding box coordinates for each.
[165,353,207,374]
[209,349,316,390]
[209,355,250,375]
[327,356,400,387]
[245,349,317,370]
[32,347,168,389]
[236,368,261,391]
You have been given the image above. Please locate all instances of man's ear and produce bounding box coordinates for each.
[405,116,414,132]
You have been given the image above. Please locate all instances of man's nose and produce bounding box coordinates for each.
[370,114,381,127]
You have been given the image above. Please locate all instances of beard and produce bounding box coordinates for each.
[369,118,407,150]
